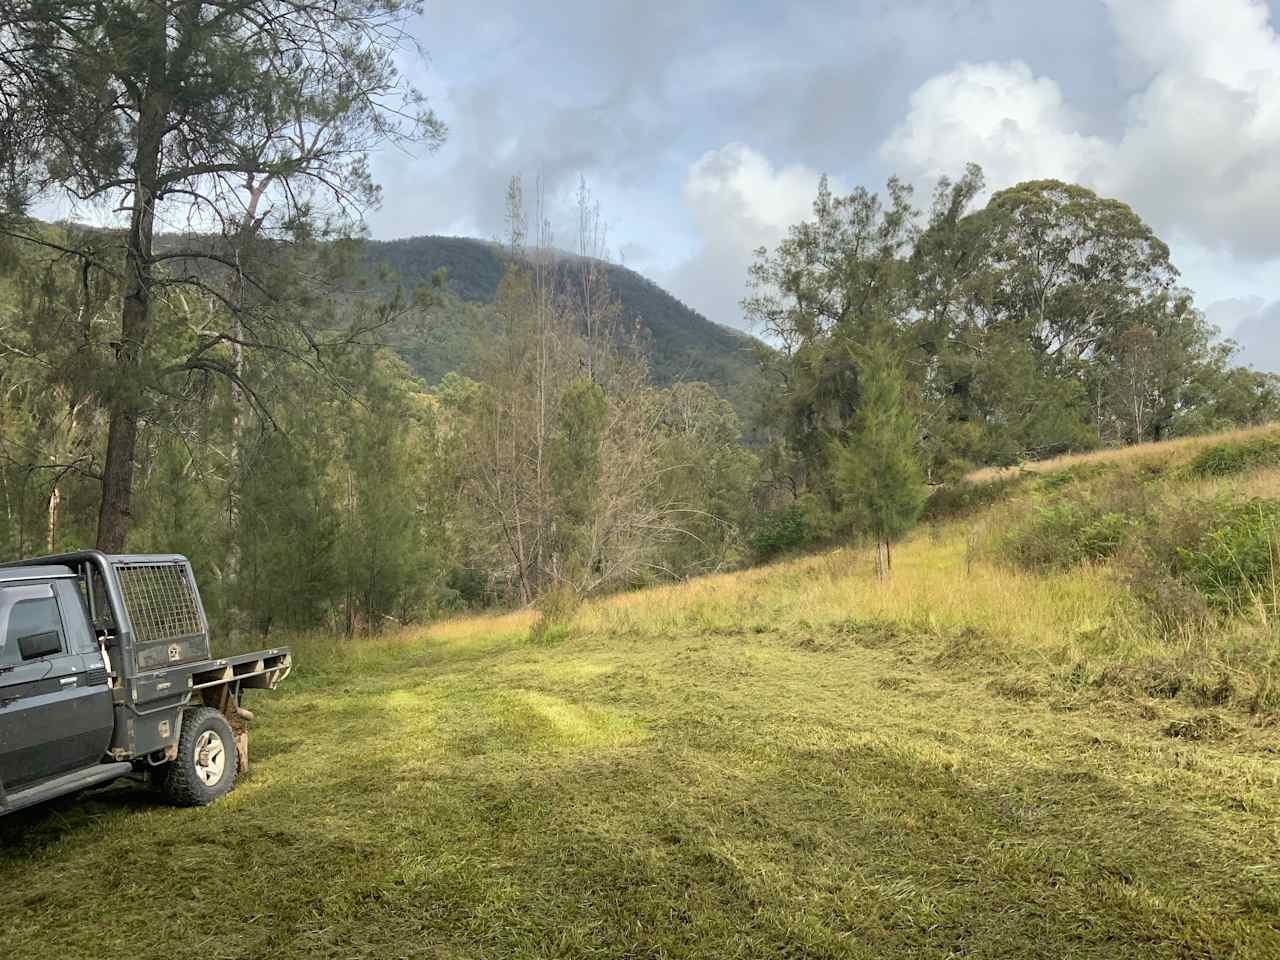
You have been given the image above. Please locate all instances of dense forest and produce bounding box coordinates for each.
[744,168,1280,557]
[1,2,1276,638]
[0,185,761,633]
[364,232,762,420]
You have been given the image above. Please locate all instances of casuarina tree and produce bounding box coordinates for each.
[832,336,925,578]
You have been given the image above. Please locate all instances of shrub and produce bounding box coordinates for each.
[923,473,1028,522]
[1080,511,1136,561]
[999,496,1141,571]
[1116,494,1280,629]
[1124,556,1210,633]
[446,567,491,609]
[1173,499,1280,613]
[1184,432,1280,478]
[1035,462,1114,492]
[749,504,812,561]
[529,583,580,644]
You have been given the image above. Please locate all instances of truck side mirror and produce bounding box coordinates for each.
[18,630,62,661]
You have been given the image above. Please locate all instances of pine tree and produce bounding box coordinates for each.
[833,338,925,578]
[0,0,445,551]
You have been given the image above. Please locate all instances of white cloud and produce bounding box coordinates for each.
[682,143,828,239]
[666,143,833,329]
[880,0,1280,267]
[880,61,1113,194]
[1106,0,1280,259]
[1106,0,1280,93]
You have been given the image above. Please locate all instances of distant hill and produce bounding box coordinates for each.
[364,235,764,418]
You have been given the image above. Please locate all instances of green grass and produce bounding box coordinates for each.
[2,612,1277,959]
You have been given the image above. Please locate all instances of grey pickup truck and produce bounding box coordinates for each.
[0,551,290,816]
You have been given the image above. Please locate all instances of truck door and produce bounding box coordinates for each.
[0,580,115,790]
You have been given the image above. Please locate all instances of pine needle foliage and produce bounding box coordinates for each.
[832,337,926,558]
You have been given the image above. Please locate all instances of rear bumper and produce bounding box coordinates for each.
[190,648,292,692]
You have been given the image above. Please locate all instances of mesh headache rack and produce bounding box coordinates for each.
[115,559,206,643]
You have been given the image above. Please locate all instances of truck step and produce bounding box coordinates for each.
[0,762,135,816]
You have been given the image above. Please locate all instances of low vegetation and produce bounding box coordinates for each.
[2,428,1278,959]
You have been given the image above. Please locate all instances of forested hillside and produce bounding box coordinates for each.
[366,235,763,417]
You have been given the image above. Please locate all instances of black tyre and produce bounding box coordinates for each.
[158,706,238,807]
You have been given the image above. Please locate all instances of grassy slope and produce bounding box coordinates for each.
[3,435,1280,959]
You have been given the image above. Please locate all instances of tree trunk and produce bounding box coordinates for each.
[97,370,144,553]
[96,14,166,553]
[345,465,356,636]
[226,324,245,638]
[225,180,269,640]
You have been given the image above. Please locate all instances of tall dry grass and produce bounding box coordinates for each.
[965,423,1280,484]
[268,421,1280,713]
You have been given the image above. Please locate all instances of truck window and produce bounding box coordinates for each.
[0,585,66,667]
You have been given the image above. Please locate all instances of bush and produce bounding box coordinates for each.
[1000,496,1141,571]
[923,474,1028,522]
[1035,462,1114,492]
[749,504,812,561]
[446,567,491,609]
[529,583,580,645]
[1184,432,1280,478]
[1173,499,1280,613]
[1121,494,1280,627]
[1124,555,1211,633]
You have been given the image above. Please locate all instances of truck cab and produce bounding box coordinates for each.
[0,563,115,796]
[0,552,290,816]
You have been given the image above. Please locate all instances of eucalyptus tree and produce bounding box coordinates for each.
[971,179,1179,365]
[744,175,918,495]
[0,0,445,550]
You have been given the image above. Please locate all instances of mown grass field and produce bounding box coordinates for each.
[3,430,1279,959]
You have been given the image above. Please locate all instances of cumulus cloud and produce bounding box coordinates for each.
[881,0,1280,264]
[665,143,832,331]
[1106,0,1280,259]
[881,61,1113,193]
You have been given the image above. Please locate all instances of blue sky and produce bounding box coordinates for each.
[366,0,1280,350]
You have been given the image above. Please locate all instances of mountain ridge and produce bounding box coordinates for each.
[365,234,763,418]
